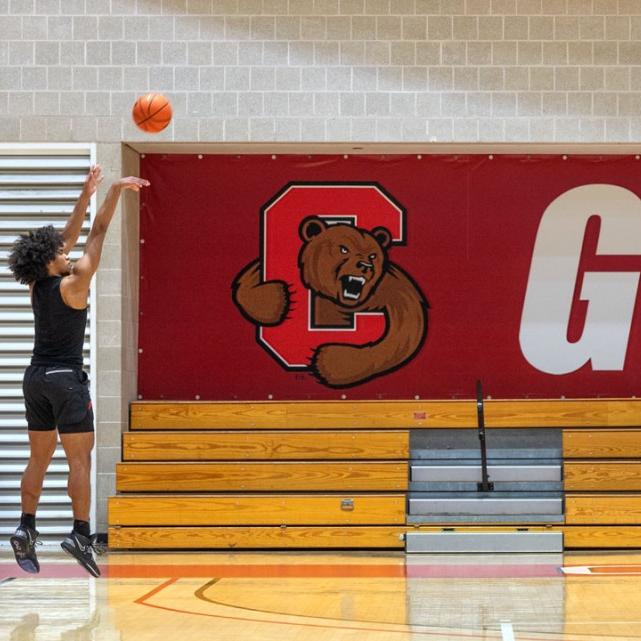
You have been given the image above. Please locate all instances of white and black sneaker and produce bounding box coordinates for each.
[10,526,40,574]
[60,531,101,577]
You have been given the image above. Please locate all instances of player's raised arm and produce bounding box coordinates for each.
[61,164,103,255]
[68,176,150,290]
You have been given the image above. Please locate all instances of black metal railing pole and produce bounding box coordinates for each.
[476,380,494,492]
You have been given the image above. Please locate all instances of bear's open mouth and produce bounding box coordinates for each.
[341,275,366,301]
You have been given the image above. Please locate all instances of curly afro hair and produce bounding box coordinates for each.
[8,225,64,285]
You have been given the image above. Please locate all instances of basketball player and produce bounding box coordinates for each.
[7,165,150,576]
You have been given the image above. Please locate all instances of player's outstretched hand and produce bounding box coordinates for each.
[115,176,151,192]
[83,164,104,197]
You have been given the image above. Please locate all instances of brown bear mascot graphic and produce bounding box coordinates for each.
[232,216,429,388]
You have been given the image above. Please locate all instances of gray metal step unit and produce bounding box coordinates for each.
[405,531,563,553]
[409,497,563,515]
[411,482,563,492]
[411,465,561,482]
[411,428,562,460]
[405,552,563,564]
[407,514,565,524]
[412,449,563,460]
[412,458,562,465]
[408,491,562,498]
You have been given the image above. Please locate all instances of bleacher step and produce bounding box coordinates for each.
[407,514,564,524]
[410,482,562,492]
[405,531,563,553]
[409,497,563,515]
[411,464,561,482]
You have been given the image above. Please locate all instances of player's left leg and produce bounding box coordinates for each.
[45,367,100,576]
[59,430,100,577]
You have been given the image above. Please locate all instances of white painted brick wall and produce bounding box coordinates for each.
[0,1,639,143]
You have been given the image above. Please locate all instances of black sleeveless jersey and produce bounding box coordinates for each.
[31,276,86,368]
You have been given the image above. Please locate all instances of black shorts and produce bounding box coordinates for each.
[23,365,94,434]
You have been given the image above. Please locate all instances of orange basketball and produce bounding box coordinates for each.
[132,93,172,133]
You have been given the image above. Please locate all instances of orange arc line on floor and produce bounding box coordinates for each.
[133,577,570,641]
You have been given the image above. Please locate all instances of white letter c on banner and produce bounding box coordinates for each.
[520,184,641,375]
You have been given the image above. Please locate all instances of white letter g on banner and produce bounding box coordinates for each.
[520,184,641,375]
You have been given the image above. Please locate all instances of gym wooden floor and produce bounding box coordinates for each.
[2,551,641,640]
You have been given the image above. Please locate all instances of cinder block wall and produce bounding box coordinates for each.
[1,0,639,532]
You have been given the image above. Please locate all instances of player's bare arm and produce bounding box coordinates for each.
[61,176,150,309]
[61,165,103,255]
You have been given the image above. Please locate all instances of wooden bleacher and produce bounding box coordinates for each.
[563,428,641,547]
[111,402,416,549]
[108,399,641,550]
[122,430,409,460]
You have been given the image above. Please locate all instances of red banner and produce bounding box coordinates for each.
[138,154,641,400]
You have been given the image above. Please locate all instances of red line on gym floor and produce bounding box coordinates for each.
[0,562,560,580]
